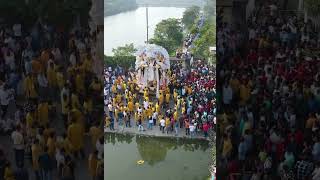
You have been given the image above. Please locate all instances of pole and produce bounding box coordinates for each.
[146,6,149,44]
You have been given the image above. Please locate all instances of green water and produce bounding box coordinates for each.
[105,133,210,180]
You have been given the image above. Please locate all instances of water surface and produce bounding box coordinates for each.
[104,7,186,55]
[105,133,210,180]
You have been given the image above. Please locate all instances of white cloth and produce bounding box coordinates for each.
[223,86,233,104]
[11,131,24,150]
[37,74,48,87]
[96,141,104,160]
[13,24,22,37]
[160,119,165,127]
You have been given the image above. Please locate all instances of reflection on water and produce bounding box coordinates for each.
[105,133,210,180]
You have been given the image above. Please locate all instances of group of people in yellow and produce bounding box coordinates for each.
[105,67,192,133]
[1,26,104,180]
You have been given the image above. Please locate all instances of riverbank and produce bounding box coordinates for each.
[105,121,211,141]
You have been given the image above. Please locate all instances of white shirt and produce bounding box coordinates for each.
[13,24,22,37]
[96,141,104,160]
[223,85,233,104]
[160,119,165,127]
[37,74,48,87]
[189,125,195,132]
[11,131,24,149]
[69,53,76,66]
[55,151,65,168]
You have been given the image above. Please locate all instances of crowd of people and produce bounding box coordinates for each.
[0,20,104,180]
[218,0,320,179]
[105,13,215,141]
[104,59,215,139]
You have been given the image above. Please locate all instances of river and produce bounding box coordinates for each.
[105,133,210,180]
[104,7,186,55]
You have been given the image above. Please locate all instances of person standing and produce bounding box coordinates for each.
[148,116,153,130]
[160,117,165,133]
[0,83,10,119]
[189,123,195,138]
[38,147,53,180]
[31,139,42,180]
[11,125,24,168]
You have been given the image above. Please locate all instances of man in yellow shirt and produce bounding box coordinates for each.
[31,139,42,180]
[88,122,103,147]
[38,100,49,127]
[67,118,85,158]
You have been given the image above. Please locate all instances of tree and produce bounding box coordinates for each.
[112,43,137,57]
[182,6,201,30]
[192,19,216,60]
[149,18,183,55]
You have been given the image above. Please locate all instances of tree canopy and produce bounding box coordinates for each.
[181,6,201,30]
[149,18,183,55]
[112,43,137,57]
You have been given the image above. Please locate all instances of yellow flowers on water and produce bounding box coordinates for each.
[137,160,144,165]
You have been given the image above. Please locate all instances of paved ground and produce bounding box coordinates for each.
[105,119,210,141]
[0,97,93,180]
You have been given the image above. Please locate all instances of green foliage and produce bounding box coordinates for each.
[305,0,320,16]
[182,6,201,30]
[192,19,216,59]
[112,43,137,57]
[149,18,183,55]
[104,55,136,69]
[105,0,138,16]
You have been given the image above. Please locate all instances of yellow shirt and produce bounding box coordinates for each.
[26,112,34,129]
[222,138,232,157]
[47,137,56,157]
[173,111,178,121]
[239,84,250,105]
[75,74,85,94]
[67,122,85,151]
[165,117,170,127]
[47,68,57,87]
[155,103,160,113]
[88,154,98,176]
[83,58,92,72]
[89,126,103,147]
[165,93,170,103]
[128,101,134,112]
[84,99,93,114]
[173,91,178,101]
[4,167,15,180]
[71,94,80,109]
[24,76,37,98]
[56,72,64,89]
[31,144,42,170]
[61,97,69,115]
[38,103,49,126]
